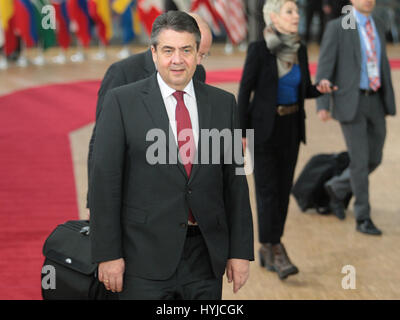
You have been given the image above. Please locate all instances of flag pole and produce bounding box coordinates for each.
[224,37,233,55]
[32,42,46,66]
[0,49,8,70]
[16,41,28,67]
[52,48,67,65]
[117,45,131,59]
[93,41,106,60]
[71,40,86,63]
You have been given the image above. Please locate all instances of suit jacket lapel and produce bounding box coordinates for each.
[351,26,362,65]
[188,80,212,184]
[141,74,187,179]
[373,16,386,69]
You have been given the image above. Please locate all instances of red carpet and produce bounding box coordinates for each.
[206,59,400,83]
[1,60,399,299]
[0,81,98,299]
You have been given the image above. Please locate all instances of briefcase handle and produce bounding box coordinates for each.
[80,226,90,236]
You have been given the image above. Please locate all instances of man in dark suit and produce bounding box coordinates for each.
[90,11,254,300]
[86,13,212,210]
[323,0,350,22]
[316,0,396,235]
[245,0,266,42]
[304,0,325,43]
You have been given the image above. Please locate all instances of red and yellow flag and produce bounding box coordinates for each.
[0,0,18,55]
[88,0,113,45]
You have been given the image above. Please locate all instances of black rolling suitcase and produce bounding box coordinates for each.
[292,152,351,214]
[41,220,112,300]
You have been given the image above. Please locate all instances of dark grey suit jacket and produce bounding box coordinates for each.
[89,74,254,280]
[316,15,396,122]
[87,49,206,207]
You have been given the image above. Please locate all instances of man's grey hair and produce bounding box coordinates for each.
[150,11,201,50]
[263,0,296,27]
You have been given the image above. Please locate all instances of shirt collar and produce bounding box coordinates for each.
[353,7,371,27]
[157,72,195,100]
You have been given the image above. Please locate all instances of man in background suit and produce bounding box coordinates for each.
[316,0,396,235]
[323,0,350,22]
[86,13,213,210]
[245,0,266,42]
[304,0,325,43]
[90,11,254,299]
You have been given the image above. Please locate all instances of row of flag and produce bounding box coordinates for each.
[0,0,247,57]
[191,0,247,46]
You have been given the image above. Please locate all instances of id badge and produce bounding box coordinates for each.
[367,61,379,78]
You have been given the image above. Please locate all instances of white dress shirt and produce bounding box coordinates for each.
[156,72,199,148]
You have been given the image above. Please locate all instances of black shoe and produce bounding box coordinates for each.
[356,219,382,235]
[259,244,274,271]
[325,184,346,220]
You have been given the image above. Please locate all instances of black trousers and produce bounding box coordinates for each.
[304,0,325,43]
[118,227,223,300]
[253,112,300,244]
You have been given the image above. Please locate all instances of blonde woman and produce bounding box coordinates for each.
[238,0,335,280]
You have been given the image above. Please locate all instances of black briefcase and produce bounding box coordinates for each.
[41,220,111,300]
[292,152,351,214]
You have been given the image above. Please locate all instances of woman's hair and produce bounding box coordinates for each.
[263,0,295,27]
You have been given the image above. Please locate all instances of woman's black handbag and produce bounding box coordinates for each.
[41,220,111,300]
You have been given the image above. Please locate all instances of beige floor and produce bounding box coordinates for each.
[2,43,400,299]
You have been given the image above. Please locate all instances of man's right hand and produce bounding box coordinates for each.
[98,258,125,293]
[318,109,332,122]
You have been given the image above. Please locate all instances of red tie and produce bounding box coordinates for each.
[365,19,381,91]
[173,91,196,223]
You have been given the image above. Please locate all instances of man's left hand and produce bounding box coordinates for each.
[225,259,250,293]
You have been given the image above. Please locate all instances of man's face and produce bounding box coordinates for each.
[198,28,212,63]
[351,0,376,15]
[152,29,200,91]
